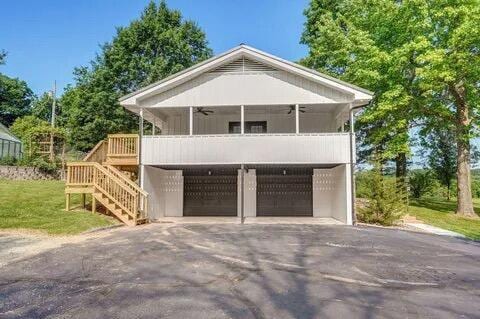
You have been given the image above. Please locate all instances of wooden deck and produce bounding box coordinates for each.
[66,134,147,226]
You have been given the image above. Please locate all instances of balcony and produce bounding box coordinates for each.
[141,133,352,166]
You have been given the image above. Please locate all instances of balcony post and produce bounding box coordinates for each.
[240,105,245,134]
[138,108,144,188]
[189,106,193,136]
[295,104,300,134]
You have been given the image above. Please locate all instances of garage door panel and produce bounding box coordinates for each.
[257,175,312,216]
[184,175,237,216]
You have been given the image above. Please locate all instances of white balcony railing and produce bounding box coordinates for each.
[141,133,352,165]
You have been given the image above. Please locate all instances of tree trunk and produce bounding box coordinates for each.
[451,83,475,217]
[395,152,407,193]
[395,153,407,179]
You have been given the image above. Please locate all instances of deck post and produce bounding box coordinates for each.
[82,193,86,209]
[91,195,96,214]
[240,105,245,134]
[65,193,70,211]
[295,104,300,134]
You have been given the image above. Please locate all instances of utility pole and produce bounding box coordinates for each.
[51,80,56,127]
[49,81,56,161]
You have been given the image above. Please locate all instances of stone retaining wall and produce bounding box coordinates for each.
[0,165,62,180]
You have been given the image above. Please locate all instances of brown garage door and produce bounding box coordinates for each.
[184,175,237,216]
[257,171,312,217]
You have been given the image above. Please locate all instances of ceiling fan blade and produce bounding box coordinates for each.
[300,109,306,113]
[287,109,293,114]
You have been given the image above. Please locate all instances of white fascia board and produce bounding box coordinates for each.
[119,45,373,108]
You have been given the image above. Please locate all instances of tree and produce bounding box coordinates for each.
[357,161,407,225]
[408,169,435,199]
[300,0,423,182]
[422,128,457,201]
[414,0,480,216]
[61,1,212,151]
[31,92,59,123]
[301,0,480,217]
[0,74,34,127]
[0,50,6,65]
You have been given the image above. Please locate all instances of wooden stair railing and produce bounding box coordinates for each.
[83,139,108,163]
[66,162,148,226]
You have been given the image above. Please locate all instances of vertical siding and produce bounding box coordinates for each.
[142,133,351,165]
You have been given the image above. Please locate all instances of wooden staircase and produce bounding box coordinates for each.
[65,134,148,226]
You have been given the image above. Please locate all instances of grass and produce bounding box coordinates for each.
[409,198,480,240]
[0,180,118,235]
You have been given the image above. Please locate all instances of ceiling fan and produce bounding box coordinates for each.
[194,107,214,116]
[287,105,306,114]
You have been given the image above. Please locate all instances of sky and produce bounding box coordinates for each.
[0,0,310,96]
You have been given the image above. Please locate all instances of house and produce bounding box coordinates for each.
[0,122,22,160]
[65,45,372,226]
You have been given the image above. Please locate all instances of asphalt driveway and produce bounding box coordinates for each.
[1,223,479,318]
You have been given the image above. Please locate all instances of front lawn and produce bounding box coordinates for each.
[409,198,480,240]
[0,180,118,235]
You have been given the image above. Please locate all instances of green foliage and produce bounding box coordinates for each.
[422,127,457,199]
[61,1,212,151]
[10,115,65,169]
[408,169,435,199]
[301,0,417,164]
[357,163,407,225]
[31,92,60,123]
[10,115,50,142]
[471,179,480,198]
[0,50,6,65]
[0,155,17,166]
[0,73,34,126]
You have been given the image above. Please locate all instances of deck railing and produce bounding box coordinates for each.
[66,162,148,224]
[107,134,138,157]
[82,134,139,165]
[83,139,108,163]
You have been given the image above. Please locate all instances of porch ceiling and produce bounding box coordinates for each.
[147,103,343,120]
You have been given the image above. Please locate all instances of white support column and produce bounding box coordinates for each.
[240,105,245,134]
[138,108,144,189]
[295,104,300,134]
[189,106,193,136]
[152,120,155,135]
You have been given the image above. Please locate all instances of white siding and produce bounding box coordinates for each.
[143,166,183,219]
[140,71,352,108]
[142,133,351,165]
[312,165,351,224]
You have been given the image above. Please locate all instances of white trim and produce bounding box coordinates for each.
[119,45,373,107]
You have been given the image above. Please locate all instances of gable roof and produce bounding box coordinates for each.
[0,122,21,143]
[119,44,373,107]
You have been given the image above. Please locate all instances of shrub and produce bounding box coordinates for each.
[0,156,17,166]
[357,163,407,226]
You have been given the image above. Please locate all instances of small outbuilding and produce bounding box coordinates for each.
[0,122,22,159]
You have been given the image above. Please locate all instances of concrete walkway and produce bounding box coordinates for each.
[405,222,466,238]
